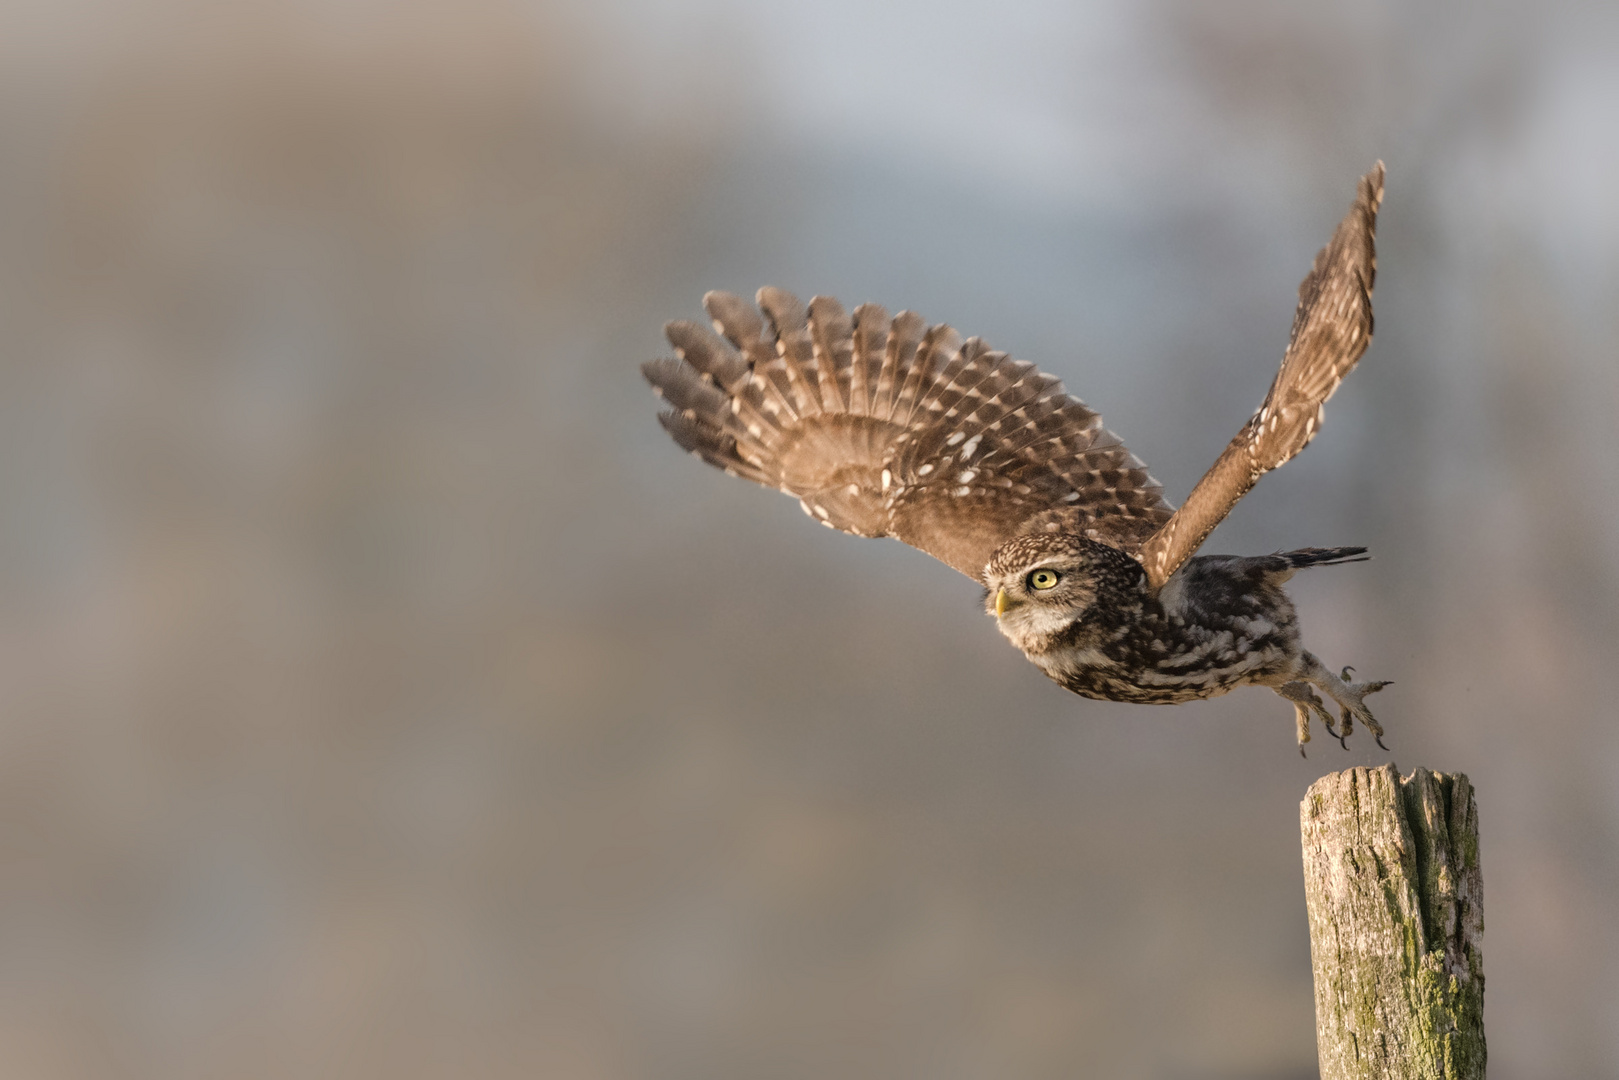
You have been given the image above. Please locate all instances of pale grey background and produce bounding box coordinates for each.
[0,0,1615,1076]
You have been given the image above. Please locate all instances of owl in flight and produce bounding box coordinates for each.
[645,164,1389,754]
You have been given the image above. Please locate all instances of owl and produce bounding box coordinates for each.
[644,164,1389,754]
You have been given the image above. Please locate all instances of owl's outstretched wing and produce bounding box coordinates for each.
[644,288,1171,584]
[1137,162,1384,590]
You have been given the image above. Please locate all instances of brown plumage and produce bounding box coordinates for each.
[644,164,1392,753]
[1138,165,1383,588]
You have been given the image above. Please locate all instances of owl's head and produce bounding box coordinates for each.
[982,533,1147,654]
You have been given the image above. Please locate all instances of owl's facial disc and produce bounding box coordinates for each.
[986,557,1097,650]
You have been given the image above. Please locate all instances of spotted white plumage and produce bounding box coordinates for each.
[645,164,1392,752]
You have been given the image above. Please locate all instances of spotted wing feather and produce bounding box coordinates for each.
[644,288,1172,583]
[1138,162,1384,589]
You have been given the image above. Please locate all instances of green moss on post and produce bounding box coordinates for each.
[1300,765,1485,1079]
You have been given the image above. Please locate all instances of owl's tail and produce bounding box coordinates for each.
[1276,546,1370,569]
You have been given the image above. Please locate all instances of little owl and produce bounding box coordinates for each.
[644,164,1390,754]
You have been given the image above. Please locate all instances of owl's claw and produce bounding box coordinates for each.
[1334,677,1392,753]
[1319,711,1350,750]
[1368,680,1394,750]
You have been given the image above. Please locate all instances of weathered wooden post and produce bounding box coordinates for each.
[1300,765,1485,1079]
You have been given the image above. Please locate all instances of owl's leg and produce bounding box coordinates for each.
[1275,680,1342,756]
[1297,652,1392,750]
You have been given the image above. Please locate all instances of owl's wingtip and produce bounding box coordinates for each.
[1361,161,1386,213]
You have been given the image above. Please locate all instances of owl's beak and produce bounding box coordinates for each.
[995,588,1021,618]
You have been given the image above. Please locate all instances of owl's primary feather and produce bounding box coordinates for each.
[644,163,1392,753]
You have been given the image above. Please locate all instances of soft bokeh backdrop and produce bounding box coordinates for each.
[1,1,1615,1077]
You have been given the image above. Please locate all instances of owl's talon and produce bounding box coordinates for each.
[1323,713,1348,750]
[1288,653,1394,754]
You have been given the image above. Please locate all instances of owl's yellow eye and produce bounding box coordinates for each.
[1027,569,1061,590]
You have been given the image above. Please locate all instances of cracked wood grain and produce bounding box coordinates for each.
[1301,765,1485,1079]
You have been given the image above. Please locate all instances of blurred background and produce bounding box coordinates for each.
[0,0,1615,1076]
